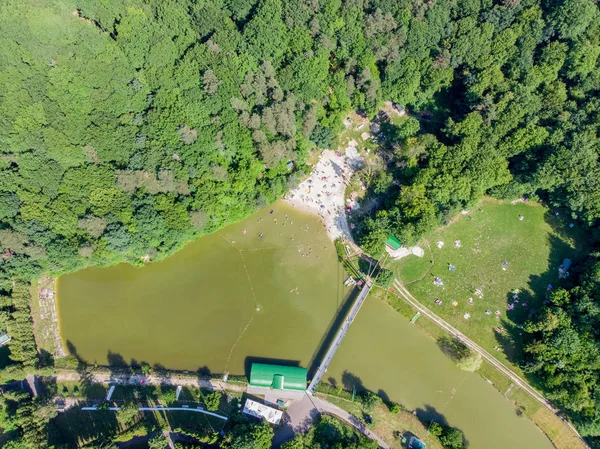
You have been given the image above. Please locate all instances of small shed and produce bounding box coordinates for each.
[249,363,307,391]
[385,234,402,251]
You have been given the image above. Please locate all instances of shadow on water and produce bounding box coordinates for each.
[415,405,470,448]
[341,370,364,391]
[307,287,360,379]
[196,366,212,378]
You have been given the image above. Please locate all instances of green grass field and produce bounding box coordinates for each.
[389,198,586,373]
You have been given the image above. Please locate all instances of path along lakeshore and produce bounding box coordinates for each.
[391,279,589,449]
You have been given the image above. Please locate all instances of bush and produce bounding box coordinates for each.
[375,268,394,287]
[310,125,334,149]
[360,391,381,413]
[203,391,221,412]
[389,403,400,414]
[160,389,177,406]
[437,336,482,372]
[429,422,465,448]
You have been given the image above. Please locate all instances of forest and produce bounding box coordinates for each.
[1,0,600,446]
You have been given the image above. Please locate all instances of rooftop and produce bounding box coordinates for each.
[242,398,283,424]
[386,234,402,251]
[249,363,307,391]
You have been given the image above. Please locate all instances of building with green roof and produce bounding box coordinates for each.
[386,234,402,251]
[249,363,307,391]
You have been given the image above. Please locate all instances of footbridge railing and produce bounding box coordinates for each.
[307,278,374,394]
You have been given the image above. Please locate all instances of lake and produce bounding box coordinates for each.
[57,202,554,449]
[326,298,554,449]
[57,201,347,373]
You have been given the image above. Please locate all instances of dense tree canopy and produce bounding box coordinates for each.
[0,0,597,275]
[1,0,600,444]
[523,255,600,438]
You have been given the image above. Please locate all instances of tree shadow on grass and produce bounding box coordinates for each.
[48,403,121,448]
[493,319,522,364]
[496,227,586,384]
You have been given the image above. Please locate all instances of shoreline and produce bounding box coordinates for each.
[286,149,361,247]
[32,276,66,359]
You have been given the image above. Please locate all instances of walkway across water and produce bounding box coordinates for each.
[307,278,374,393]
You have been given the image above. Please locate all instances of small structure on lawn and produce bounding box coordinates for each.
[408,436,426,449]
[386,234,402,251]
[242,398,283,425]
[249,363,307,391]
[559,258,572,279]
[0,332,10,347]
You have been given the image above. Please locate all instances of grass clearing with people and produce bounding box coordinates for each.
[380,288,588,449]
[389,198,586,372]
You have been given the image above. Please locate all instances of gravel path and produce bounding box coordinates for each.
[274,392,390,449]
[52,370,246,392]
[392,280,589,449]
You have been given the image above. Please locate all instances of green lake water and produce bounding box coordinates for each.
[57,201,347,373]
[326,299,554,449]
[57,201,554,449]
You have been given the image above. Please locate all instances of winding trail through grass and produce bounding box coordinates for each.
[391,279,589,449]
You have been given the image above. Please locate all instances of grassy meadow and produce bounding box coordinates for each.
[388,198,586,372]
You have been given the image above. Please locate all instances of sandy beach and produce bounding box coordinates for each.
[285,148,363,245]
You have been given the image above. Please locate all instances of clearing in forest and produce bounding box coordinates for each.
[389,198,586,373]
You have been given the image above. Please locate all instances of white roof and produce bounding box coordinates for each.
[242,399,283,424]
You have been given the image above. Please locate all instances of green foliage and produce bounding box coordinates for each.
[523,256,600,435]
[429,422,465,448]
[159,389,177,406]
[202,391,221,412]
[229,421,274,449]
[1,0,600,443]
[115,401,139,427]
[437,337,482,372]
[389,403,401,414]
[310,125,334,149]
[375,268,394,287]
[148,433,169,449]
[360,391,381,413]
[284,415,378,449]
[0,390,57,449]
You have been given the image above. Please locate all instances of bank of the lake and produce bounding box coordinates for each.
[56,202,556,449]
[56,201,347,374]
[325,298,555,449]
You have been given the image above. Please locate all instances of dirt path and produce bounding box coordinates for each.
[391,280,589,448]
[53,371,246,393]
[55,370,388,447]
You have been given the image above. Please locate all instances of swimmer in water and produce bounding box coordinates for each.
[259,233,263,238]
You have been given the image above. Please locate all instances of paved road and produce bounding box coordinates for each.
[311,395,390,448]
[392,280,589,448]
[275,393,390,449]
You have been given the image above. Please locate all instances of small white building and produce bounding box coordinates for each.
[0,332,11,347]
[242,399,283,425]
